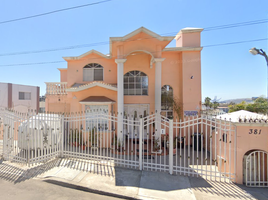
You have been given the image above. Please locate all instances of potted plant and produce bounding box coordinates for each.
[152,137,161,153]
[69,129,83,147]
[89,128,100,148]
[81,141,87,150]
[117,139,122,152]
[111,133,117,147]
[173,137,177,154]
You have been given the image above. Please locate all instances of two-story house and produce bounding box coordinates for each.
[46,27,202,116]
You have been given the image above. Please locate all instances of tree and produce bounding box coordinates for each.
[204,97,212,109]
[228,97,268,114]
[252,97,268,114]
[228,101,246,113]
[212,101,219,110]
[228,101,236,106]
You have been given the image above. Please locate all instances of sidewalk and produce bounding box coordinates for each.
[0,158,268,200]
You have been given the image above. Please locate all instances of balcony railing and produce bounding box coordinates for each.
[46,82,67,95]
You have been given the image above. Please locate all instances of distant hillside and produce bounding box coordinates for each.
[220,98,254,104]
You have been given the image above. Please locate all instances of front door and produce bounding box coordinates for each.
[124,104,149,118]
[123,104,149,139]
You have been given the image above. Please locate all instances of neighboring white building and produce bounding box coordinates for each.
[0,82,39,113]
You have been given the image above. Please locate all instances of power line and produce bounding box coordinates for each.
[0,18,267,57]
[0,0,112,25]
[0,37,267,67]
[0,61,64,67]
[203,38,268,48]
[203,19,268,31]
[0,41,110,57]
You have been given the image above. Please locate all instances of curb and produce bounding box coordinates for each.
[42,177,141,200]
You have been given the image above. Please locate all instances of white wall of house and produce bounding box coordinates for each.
[0,83,8,108]
[12,84,39,113]
[0,82,39,113]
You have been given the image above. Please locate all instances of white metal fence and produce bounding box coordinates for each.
[0,108,238,183]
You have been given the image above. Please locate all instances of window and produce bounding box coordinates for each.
[83,63,103,81]
[19,92,31,100]
[124,71,148,95]
[161,85,173,119]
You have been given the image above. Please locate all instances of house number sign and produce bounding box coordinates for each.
[249,129,261,134]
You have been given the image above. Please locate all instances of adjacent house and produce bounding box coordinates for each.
[45,27,203,119]
[0,82,39,113]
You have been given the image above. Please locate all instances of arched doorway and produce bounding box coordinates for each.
[243,150,268,187]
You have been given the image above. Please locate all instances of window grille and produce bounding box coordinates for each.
[124,71,148,95]
[19,92,31,100]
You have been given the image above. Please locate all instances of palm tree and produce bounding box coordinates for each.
[204,97,212,108]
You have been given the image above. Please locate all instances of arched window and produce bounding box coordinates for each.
[124,71,148,95]
[161,85,173,119]
[83,63,103,81]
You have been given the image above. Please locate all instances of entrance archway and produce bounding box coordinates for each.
[243,150,268,187]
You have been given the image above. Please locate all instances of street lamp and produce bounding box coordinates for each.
[249,48,268,65]
[249,47,268,109]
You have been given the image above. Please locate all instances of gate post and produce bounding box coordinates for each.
[2,110,6,160]
[139,118,143,171]
[60,114,64,158]
[169,119,173,175]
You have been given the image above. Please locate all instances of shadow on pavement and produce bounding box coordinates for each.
[0,158,115,184]
[0,158,62,184]
[188,176,268,200]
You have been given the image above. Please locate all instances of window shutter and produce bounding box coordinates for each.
[94,69,103,81]
[83,68,93,81]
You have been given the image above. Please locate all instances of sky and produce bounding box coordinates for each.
[0,0,267,101]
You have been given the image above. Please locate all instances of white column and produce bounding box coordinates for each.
[154,58,165,138]
[115,59,127,142]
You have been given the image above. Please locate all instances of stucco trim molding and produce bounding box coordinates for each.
[163,47,203,52]
[66,82,117,92]
[175,27,204,40]
[110,27,174,43]
[63,50,111,61]
[79,102,115,105]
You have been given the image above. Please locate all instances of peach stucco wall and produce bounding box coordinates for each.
[70,86,117,113]
[66,53,117,88]
[112,32,170,59]
[235,124,268,184]
[209,121,268,184]
[60,69,67,82]
[46,28,202,117]
[177,32,201,47]
[181,51,202,113]
[124,53,156,113]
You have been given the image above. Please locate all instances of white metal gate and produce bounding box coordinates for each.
[1,109,237,183]
[2,109,62,165]
[140,114,236,182]
[244,151,268,187]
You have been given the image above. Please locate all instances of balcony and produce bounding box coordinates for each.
[46,82,67,95]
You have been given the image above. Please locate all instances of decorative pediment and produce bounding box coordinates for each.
[63,50,110,61]
[110,27,174,42]
[66,81,117,92]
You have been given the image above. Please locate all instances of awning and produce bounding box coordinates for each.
[79,96,115,105]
